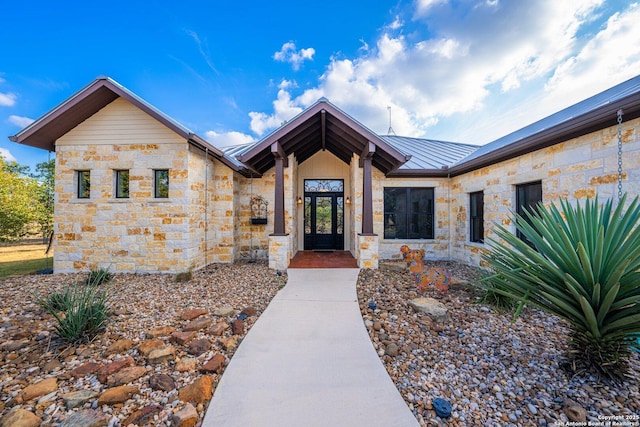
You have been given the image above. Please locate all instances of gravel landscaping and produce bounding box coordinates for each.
[357,261,640,426]
[0,263,285,426]
[2,260,639,427]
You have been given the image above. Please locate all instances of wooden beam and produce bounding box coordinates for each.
[270,141,289,167]
[272,156,286,236]
[321,110,326,151]
[359,141,376,167]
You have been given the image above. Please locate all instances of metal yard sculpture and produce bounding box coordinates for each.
[400,245,450,294]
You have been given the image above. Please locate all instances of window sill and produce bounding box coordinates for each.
[148,199,172,203]
[465,241,485,248]
[70,198,93,204]
[108,198,130,203]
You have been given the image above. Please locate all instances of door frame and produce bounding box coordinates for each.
[303,179,345,250]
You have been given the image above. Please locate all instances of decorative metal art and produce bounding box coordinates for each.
[400,245,450,294]
[304,179,344,192]
[250,196,268,225]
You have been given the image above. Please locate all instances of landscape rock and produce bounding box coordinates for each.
[180,308,208,321]
[108,365,147,386]
[43,359,62,373]
[218,336,238,351]
[71,361,103,378]
[0,407,42,427]
[105,338,133,355]
[172,403,198,427]
[60,409,109,427]
[188,339,211,356]
[178,376,213,404]
[201,354,226,373]
[408,297,449,322]
[137,338,165,356]
[148,345,176,364]
[122,404,163,426]
[171,331,197,345]
[97,385,138,405]
[62,389,99,409]
[147,326,176,338]
[231,319,244,335]
[183,318,212,332]
[209,322,229,336]
[97,356,134,383]
[385,343,399,357]
[564,401,587,422]
[240,306,257,317]
[149,373,175,391]
[176,357,197,372]
[22,377,57,401]
[213,306,235,317]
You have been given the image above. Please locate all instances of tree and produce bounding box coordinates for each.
[30,159,55,240]
[0,155,40,241]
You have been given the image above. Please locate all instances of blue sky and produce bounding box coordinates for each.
[1,0,639,172]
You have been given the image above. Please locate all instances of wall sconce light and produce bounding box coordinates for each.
[297,197,303,204]
[346,196,351,204]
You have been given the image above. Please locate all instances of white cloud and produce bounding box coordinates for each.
[0,92,17,107]
[8,115,35,128]
[273,42,315,71]
[248,0,633,144]
[0,148,16,162]
[205,130,255,148]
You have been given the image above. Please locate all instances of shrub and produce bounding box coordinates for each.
[175,270,193,283]
[44,287,73,312]
[477,272,518,313]
[483,195,640,381]
[35,283,110,343]
[84,267,113,286]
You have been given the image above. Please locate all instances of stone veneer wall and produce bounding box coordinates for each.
[449,117,640,266]
[54,98,193,273]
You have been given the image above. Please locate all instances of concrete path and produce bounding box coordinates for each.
[202,268,419,427]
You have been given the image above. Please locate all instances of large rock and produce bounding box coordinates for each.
[0,407,42,427]
[97,357,134,383]
[122,404,163,426]
[105,338,133,355]
[172,403,198,427]
[231,319,244,335]
[201,354,226,373]
[147,326,176,338]
[187,339,211,356]
[60,409,109,427]
[62,390,99,409]
[148,345,176,364]
[218,336,238,351]
[108,365,147,386]
[180,309,208,321]
[71,361,103,378]
[176,357,197,372]
[137,339,165,357]
[22,377,57,401]
[149,373,175,392]
[183,318,212,332]
[209,322,229,336]
[178,376,213,404]
[213,306,235,317]
[97,385,138,405]
[171,331,197,345]
[408,297,449,323]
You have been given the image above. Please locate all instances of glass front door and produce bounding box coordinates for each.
[304,180,344,250]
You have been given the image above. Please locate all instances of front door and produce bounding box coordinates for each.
[303,180,344,250]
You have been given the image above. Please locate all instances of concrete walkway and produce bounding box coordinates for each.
[202,268,419,427]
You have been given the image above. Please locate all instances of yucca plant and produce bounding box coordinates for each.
[84,267,113,286]
[35,282,110,342]
[483,195,640,381]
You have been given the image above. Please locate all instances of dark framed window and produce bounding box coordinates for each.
[469,191,484,243]
[516,181,542,245]
[115,170,130,198]
[154,169,169,198]
[384,187,434,239]
[77,170,90,199]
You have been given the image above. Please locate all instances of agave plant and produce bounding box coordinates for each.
[483,194,640,380]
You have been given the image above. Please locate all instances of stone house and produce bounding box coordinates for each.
[9,76,640,273]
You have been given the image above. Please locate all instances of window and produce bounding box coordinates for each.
[469,191,484,243]
[384,187,434,239]
[516,181,542,245]
[77,170,90,199]
[115,170,130,198]
[154,169,169,198]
